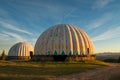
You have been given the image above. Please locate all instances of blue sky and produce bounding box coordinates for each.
[0,0,120,54]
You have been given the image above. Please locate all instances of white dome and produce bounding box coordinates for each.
[8,42,33,56]
[34,24,94,55]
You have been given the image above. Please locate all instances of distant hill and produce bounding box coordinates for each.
[95,52,120,60]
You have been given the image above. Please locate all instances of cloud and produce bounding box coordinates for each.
[0,21,32,35]
[60,8,77,23]
[6,0,77,23]
[2,31,26,43]
[87,13,113,30]
[27,38,37,46]
[92,26,120,41]
[0,33,9,40]
[92,0,114,9]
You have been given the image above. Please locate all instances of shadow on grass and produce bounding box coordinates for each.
[0,65,86,76]
[110,76,120,80]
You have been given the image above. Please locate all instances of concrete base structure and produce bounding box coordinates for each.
[7,56,31,60]
[32,55,95,61]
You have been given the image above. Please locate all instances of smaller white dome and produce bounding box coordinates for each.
[8,42,33,56]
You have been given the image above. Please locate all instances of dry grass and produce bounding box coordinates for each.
[0,60,107,80]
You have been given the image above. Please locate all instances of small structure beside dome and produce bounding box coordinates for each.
[33,24,95,61]
[7,42,34,60]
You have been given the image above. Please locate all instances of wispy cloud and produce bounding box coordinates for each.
[87,13,113,30]
[27,38,37,46]
[0,21,32,35]
[2,31,26,43]
[60,8,77,23]
[0,33,9,40]
[92,0,114,9]
[92,26,120,41]
[7,0,77,23]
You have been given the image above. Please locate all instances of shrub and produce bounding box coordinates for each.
[117,57,120,63]
[0,50,6,60]
[103,58,118,63]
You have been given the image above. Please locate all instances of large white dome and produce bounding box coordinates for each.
[34,24,94,56]
[8,42,33,56]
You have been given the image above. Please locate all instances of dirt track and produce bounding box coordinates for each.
[58,63,120,80]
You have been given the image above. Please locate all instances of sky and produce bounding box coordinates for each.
[0,0,120,54]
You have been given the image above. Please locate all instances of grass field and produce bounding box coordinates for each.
[0,60,107,80]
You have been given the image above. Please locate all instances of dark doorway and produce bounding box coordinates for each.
[87,48,89,55]
[30,51,33,59]
[53,55,67,61]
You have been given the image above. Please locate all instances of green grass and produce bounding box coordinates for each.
[0,60,107,80]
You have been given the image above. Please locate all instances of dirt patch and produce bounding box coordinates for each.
[58,63,120,80]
